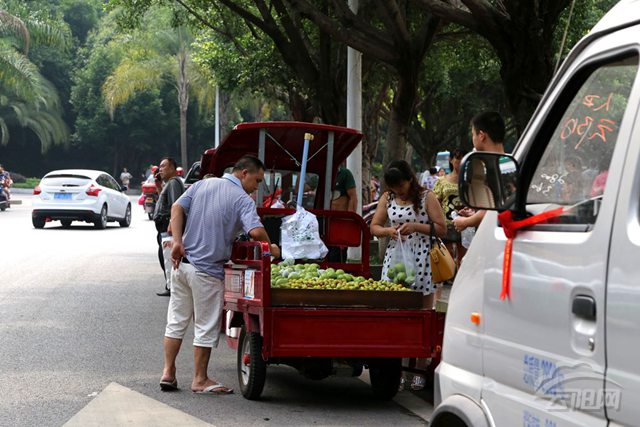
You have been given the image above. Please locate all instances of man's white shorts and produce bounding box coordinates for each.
[165,262,224,348]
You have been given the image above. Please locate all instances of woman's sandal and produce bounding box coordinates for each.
[411,375,426,391]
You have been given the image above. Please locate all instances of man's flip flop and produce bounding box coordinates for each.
[159,379,178,391]
[193,383,233,395]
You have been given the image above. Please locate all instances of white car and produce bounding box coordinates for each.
[32,169,131,229]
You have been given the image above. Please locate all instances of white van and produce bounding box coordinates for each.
[431,2,640,426]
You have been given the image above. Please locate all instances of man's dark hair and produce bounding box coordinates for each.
[429,167,438,175]
[233,155,265,173]
[161,157,178,170]
[471,111,505,143]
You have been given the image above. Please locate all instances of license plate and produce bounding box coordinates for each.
[54,193,72,200]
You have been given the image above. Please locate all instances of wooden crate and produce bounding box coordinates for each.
[270,288,424,309]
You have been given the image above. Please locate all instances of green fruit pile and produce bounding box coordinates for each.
[270,260,410,291]
[272,277,410,291]
[385,262,416,286]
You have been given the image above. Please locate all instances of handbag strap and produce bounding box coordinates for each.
[428,220,436,246]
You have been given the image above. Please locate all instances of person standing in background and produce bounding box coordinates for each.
[329,164,358,262]
[370,175,381,202]
[331,164,357,212]
[120,167,133,191]
[433,148,469,268]
[153,157,185,297]
[421,167,439,191]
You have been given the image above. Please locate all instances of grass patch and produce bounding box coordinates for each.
[13,178,40,188]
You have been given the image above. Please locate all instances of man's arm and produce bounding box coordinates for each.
[453,209,486,231]
[249,227,281,259]
[170,203,186,268]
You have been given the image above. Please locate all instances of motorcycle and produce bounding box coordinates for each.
[0,173,11,211]
[140,175,159,220]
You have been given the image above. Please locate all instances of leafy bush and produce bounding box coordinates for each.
[12,178,40,188]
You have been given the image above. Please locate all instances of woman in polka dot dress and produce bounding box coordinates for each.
[371,160,446,299]
[370,160,446,390]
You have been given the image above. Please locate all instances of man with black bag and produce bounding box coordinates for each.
[154,157,185,297]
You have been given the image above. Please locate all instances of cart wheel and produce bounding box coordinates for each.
[237,326,267,400]
[369,358,402,400]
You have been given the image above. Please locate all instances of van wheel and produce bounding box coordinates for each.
[94,205,107,229]
[61,220,72,228]
[32,217,45,229]
[369,358,402,400]
[431,413,469,427]
[119,204,131,227]
[237,326,267,400]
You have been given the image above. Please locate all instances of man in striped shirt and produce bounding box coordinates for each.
[159,155,280,395]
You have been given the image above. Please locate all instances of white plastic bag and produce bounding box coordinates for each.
[281,206,328,260]
[382,231,418,287]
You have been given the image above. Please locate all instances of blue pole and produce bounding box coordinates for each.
[297,133,313,207]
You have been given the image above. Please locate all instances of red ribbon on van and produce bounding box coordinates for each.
[497,208,565,300]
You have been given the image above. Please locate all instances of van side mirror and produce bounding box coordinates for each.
[459,152,519,211]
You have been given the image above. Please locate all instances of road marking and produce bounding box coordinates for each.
[63,382,215,427]
[359,371,434,423]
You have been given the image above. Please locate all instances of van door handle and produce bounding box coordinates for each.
[572,295,596,321]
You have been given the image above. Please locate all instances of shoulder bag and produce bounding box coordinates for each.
[429,221,455,283]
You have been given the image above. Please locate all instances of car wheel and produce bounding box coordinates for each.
[119,204,131,227]
[94,205,108,229]
[32,217,46,229]
[61,220,72,228]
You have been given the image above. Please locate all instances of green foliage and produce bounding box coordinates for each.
[12,177,39,188]
[0,1,70,151]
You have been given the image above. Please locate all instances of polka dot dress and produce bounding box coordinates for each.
[381,193,434,295]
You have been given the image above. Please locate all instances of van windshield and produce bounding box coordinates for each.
[526,55,638,226]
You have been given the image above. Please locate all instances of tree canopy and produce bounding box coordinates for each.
[0,0,618,183]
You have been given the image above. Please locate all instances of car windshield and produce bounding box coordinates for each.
[41,174,91,187]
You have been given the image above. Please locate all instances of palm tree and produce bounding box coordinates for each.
[0,8,69,150]
[103,10,215,168]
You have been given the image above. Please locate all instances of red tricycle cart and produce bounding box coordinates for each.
[197,121,445,400]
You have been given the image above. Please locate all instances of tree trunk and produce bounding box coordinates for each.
[382,72,419,167]
[498,45,552,135]
[178,47,190,169]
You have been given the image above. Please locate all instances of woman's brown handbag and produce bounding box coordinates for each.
[429,222,456,283]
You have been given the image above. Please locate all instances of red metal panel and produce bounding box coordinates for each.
[266,308,434,358]
[204,122,363,178]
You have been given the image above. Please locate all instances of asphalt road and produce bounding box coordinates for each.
[0,194,431,427]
